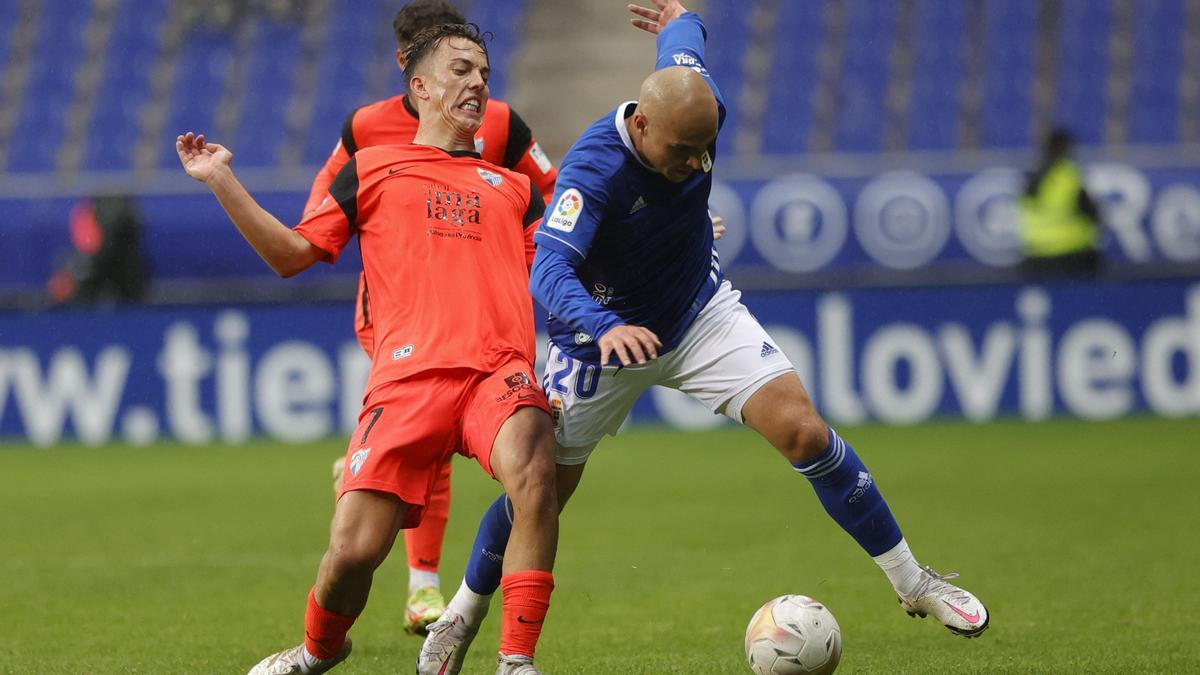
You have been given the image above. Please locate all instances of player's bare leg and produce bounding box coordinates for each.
[741,372,989,637]
[331,455,448,636]
[420,409,559,675]
[249,490,409,674]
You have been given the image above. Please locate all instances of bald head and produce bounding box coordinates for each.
[639,66,719,138]
[627,66,719,182]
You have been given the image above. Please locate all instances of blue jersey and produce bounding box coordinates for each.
[531,12,727,362]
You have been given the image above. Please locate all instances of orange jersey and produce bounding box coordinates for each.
[304,94,558,358]
[296,144,544,395]
[304,95,557,214]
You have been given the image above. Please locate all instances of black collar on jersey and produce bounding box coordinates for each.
[414,143,481,159]
[402,94,420,119]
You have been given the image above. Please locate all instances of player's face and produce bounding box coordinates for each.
[638,114,716,183]
[422,38,490,134]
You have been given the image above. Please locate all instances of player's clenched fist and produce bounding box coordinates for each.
[176,131,232,183]
[599,324,663,366]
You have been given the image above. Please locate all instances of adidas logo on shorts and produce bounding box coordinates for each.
[760,342,778,357]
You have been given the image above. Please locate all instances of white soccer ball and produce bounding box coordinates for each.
[744,595,842,675]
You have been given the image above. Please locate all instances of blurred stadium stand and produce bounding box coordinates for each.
[0,0,1198,309]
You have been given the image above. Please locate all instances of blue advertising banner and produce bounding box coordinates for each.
[2,278,1197,445]
[2,161,1198,288]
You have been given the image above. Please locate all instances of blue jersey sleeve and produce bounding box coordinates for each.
[655,12,726,121]
[533,158,611,265]
[530,247,625,341]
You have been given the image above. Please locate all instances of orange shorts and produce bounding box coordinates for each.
[338,358,549,528]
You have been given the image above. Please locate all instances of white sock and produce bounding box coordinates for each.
[409,567,440,595]
[872,538,925,598]
[301,645,331,671]
[446,578,492,626]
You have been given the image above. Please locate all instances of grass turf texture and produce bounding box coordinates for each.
[2,418,1198,674]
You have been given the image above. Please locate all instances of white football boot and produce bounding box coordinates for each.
[496,652,542,675]
[417,610,481,675]
[246,638,351,675]
[898,565,990,637]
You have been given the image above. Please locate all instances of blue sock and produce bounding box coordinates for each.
[463,493,513,595]
[793,427,903,557]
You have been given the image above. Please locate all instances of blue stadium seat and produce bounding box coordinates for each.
[157,30,234,168]
[303,2,377,164]
[762,0,823,155]
[980,0,1036,147]
[833,0,896,152]
[84,0,169,171]
[705,0,754,155]
[907,0,965,150]
[1052,0,1110,145]
[1128,0,1183,144]
[0,0,21,69]
[232,18,302,166]
[5,0,92,172]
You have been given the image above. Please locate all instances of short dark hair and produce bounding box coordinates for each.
[403,23,489,82]
[393,0,468,47]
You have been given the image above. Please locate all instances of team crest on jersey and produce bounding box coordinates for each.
[701,151,712,173]
[349,447,371,476]
[477,167,504,187]
[548,188,583,232]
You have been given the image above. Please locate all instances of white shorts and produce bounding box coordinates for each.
[542,281,795,465]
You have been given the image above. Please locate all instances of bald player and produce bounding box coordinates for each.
[417,2,990,671]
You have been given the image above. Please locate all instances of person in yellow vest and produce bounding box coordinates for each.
[1019,127,1103,278]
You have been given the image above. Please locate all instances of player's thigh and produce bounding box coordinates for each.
[739,371,829,462]
[340,376,462,528]
[541,340,655,465]
[460,358,555,482]
[664,284,796,424]
[327,489,410,567]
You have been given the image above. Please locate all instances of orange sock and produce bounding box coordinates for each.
[407,460,452,572]
[499,570,554,659]
[304,588,357,660]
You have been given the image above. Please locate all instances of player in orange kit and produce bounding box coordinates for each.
[180,23,559,675]
[307,1,558,635]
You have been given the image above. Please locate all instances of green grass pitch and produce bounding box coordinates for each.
[2,417,1199,674]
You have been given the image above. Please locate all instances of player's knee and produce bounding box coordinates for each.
[776,409,830,464]
[503,445,558,515]
[325,532,391,579]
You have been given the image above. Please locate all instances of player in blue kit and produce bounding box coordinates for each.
[419,3,989,671]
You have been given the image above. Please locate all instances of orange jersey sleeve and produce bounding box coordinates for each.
[294,157,361,263]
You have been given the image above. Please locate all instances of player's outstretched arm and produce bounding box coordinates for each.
[176,132,324,278]
[628,0,688,34]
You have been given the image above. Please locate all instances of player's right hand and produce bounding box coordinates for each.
[176,131,232,183]
[599,324,663,366]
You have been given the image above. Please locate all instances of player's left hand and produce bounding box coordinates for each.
[628,0,688,35]
[711,214,726,241]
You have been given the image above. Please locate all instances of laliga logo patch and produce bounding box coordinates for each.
[548,188,583,232]
[477,167,504,187]
[701,151,712,173]
[349,448,371,476]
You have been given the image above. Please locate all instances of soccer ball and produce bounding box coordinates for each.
[744,595,842,675]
